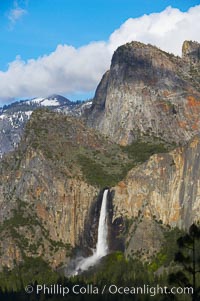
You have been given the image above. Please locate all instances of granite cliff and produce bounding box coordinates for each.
[86,40,200,145]
[113,134,200,257]
[0,109,132,269]
[0,40,200,274]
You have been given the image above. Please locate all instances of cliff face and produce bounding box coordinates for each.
[0,111,106,269]
[113,134,200,256]
[114,135,200,227]
[86,41,200,145]
[0,149,97,269]
[182,40,200,65]
[0,109,133,269]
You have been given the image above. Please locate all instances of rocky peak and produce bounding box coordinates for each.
[112,41,176,70]
[86,40,200,146]
[110,41,183,91]
[182,40,200,64]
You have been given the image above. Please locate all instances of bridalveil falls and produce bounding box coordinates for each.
[73,189,109,274]
[96,189,109,257]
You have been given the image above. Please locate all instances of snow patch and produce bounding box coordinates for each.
[26,97,59,107]
[0,114,7,120]
[31,97,44,104]
[24,111,33,117]
[41,98,59,106]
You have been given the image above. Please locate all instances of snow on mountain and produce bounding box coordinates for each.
[39,98,59,106]
[0,95,93,157]
[25,95,68,107]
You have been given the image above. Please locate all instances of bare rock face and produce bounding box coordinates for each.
[0,111,105,269]
[125,218,164,259]
[113,135,200,233]
[86,41,200,146]
[0,147,98,269]
[182,40,200,64]
[0,109,132,269]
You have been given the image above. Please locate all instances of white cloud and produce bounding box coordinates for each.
[1,5,200,102]
[8,0,27,27]
[8,7,27,24]
[108,5,200,55]
[0,42,111,100]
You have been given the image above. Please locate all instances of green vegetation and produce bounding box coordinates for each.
[0,227,194,301]
[169,224,200,301]
[122,137,172,164]
[77,154,129,187]
[0,198,71,261]
[72,250,190,301]
[70,227,193,301]
[0,200,39,231]
[22,109,132,187]
[19,109,176,188]
[148,227,184,272]
[93,136,175,189]
[0,257,59,292]
[77,135,173,188]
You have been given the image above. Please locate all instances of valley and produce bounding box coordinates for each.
[0,40,200,300]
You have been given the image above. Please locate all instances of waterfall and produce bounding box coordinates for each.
[73,189,109,274]
[96,189,108,256]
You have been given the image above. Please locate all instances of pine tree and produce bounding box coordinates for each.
[169,223,200,301]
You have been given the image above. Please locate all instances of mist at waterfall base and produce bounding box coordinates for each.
[66,189,109,276]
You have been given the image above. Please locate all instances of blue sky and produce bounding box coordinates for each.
[0,0,200,103]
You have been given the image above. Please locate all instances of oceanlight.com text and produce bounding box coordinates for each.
[25,283,193,297]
